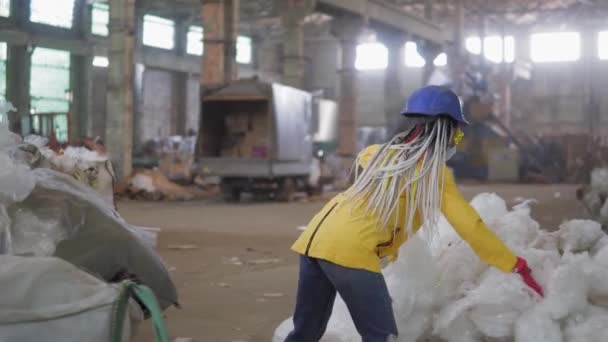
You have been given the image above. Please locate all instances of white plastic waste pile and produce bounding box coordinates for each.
[30,138,116,208]
[0,100,177,309]
[273,193,608,342]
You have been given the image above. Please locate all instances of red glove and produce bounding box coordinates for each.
[514,257,544,297]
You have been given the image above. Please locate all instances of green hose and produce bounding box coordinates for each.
[112,281,170,342]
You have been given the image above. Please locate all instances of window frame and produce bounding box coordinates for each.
[142,14,176,50]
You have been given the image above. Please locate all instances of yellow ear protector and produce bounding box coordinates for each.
[453,128,464,146]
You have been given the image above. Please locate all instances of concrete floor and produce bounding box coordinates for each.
[121,184,587,342]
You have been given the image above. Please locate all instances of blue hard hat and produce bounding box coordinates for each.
[400,85,469,125]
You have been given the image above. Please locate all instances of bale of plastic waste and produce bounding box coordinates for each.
[559,220,604,253]
[469,192,508,224]
[514,308,562,342]
[563,305,608,342]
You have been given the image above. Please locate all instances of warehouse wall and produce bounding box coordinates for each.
[304,36,426,129]
[140,68,174,143]
[511,60,608,138]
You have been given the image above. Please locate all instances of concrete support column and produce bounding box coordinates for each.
[331,15,363,157]
[279,0,316,89]
[106,0,136,179]
[418,40,442,86]
[70,0,93,141]
[582,24,599,138]
[173,18,188,135]
[69,55,93,141]
[173,72,188,135]
[6,46,31,135]
[448,0,466,94]
[224,0,239,81]
[6,0,30,134]
[377,29,407,128]
[200,0,239,94]
[201,0,225,90]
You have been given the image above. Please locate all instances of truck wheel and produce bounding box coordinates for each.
[277,178,296,202]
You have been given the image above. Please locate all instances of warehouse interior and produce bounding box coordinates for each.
[1,0,608,341]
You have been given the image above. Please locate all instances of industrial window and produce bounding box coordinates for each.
[30,48,71,142]
[530,32,580,63]
[599,31,608,60]
[30,0,75,29]
[91,2,109,36]
[187,26,204,56]
[434,53,447,67]
[355,43,388,70]
[465,36,514,63]
[0,0,9,17]
[404,42,426,67]
[0,42,6,99]
[92,56,109,68]
[236,36,252,64]
[143,15,175,50]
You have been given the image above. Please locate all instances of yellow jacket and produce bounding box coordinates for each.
[292,145,517,273]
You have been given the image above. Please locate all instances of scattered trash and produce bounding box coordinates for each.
[263,292,285,298]
[272,193,608,342]
[168,244,199,250]
[173,338,194,342]
[217,282,231,288]
[297,226,307,231]
[225,257,244,266]
[122,170,197,201]
[554,192,562,199]
[248,258,281,265]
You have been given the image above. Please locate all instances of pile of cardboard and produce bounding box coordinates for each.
[159,153,193,182]
[220,112,269,158]
[118,170,218,201]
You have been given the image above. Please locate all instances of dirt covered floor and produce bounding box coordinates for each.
[121,184,587,342]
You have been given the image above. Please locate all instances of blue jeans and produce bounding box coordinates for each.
[285,256,398,342]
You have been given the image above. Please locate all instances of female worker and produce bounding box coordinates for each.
[285,86,543,342]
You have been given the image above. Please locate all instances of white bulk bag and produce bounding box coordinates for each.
[0,255,142,342]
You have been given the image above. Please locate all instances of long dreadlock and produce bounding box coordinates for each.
[343,116,456,241]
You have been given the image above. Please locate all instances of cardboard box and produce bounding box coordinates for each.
[225,113,249,133]
[159,154,194,181]
[221,112,269,158]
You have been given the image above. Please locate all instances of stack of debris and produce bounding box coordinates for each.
[274,193,608,342]
[158,135,196,182]
[133,135,196,182]
[30,138,116,208]
[121,169,211,201]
